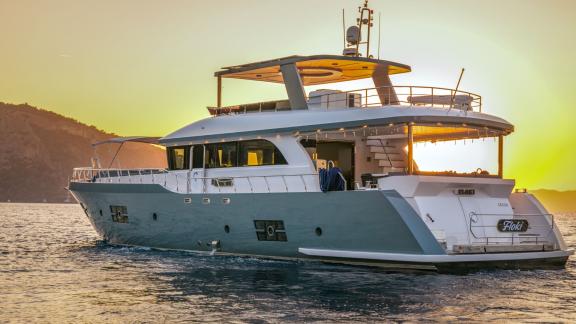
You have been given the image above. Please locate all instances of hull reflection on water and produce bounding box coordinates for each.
[1,204,575,322]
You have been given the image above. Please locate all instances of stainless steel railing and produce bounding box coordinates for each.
[207,85,482,115]
[71,167,319,194]
[468,212,555,245]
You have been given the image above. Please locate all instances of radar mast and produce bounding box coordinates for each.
[343,0,375,58]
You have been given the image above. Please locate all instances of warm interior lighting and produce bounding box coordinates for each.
[414,138,498,174]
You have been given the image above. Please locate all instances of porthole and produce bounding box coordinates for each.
[224,225,230,233]
[202,197,211,205]
[315,227,322,236]
[152,213,158,221]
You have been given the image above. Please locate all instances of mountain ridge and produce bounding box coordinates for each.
[0,102,166,202]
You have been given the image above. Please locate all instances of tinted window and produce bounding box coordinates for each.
[238,140,287,166]
[192,145,204,169]
[205,142,237,168]
[167,146,190,170]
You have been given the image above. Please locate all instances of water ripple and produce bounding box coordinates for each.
[0,204,574,323]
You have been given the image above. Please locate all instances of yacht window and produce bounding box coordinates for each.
[238,140,287,166]
[206,142,238,168]
[200,140,287,169]
[167,146,190,170]
[192,145,204,169]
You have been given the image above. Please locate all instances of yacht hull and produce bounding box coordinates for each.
[70,182,572,272]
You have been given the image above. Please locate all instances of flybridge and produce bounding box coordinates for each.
[211,55,412,114]
[209,0,413,115]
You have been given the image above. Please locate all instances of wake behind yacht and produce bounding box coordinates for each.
[69,1,573,272]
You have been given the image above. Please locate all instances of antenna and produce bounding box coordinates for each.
[377,11,381,60]
[342,0,374,58]
[451,68,466,107]
[454,68,465,92]
[342,9,346,49]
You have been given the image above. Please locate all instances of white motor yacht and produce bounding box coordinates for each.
[69,1,573,272]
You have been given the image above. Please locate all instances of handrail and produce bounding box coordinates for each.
[207,85,482,116]
[71,167,320,194]
[468,212,556,245]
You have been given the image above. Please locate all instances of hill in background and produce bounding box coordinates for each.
[0,102,166,203]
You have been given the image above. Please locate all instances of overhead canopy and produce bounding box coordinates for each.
[92,136,161,147]
[215,55,411,86]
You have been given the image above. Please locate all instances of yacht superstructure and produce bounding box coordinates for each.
[69,1,572,272]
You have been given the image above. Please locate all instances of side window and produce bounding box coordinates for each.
[238,140,287,166]
[167,146,190,170]
[192,145,204,169]
[205,142,238,168]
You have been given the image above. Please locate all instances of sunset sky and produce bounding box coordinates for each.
[1,0,575,190]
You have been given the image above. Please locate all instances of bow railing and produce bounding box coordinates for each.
[71,167,320,194]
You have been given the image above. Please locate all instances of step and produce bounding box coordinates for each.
[374,153,404,161]
[380,167,405,174]
[370,146,403,154]
[366,139,385,146]
[379,160,405,168]
[370,146,385,153]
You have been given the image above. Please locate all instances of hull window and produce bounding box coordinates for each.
[110,205,128,223]
[254,220,288,241]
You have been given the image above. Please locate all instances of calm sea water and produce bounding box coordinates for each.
[0,203,575,323]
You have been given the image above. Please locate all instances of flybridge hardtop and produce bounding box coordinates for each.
[214,54,411,85]
[70,0,572,272]
[208,54,417,115]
